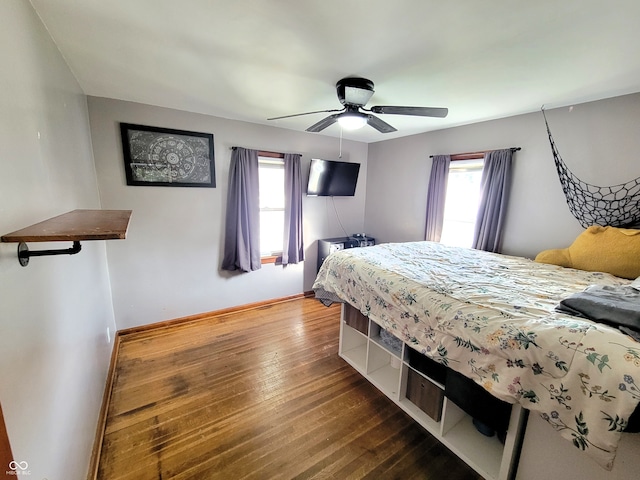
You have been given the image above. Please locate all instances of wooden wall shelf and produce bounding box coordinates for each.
[1,209,132,266]
[1,209,132,243]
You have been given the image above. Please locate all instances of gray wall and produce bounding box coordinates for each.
[0,2,116,479]
[365,93,640,258]
[87,97,368,329]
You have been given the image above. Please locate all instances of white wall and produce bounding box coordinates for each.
[87,97,368,329]
[365,93,640,258]
[0,2,116,479]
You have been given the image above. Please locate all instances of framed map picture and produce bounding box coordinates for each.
[120,123,215,187]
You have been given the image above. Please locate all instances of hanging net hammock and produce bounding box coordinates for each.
[543,109,640,228]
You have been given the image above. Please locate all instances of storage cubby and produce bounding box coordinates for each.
[369,321,403,358]
[338,303,527,480]
[367,341,401,398]
[441,401,506,479]
[339,321,367,372]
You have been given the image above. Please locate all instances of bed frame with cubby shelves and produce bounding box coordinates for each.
[339,303,527,480]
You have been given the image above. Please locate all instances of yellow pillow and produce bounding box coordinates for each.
[535,226,640,279]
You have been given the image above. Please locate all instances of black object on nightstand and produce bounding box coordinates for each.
[317,235,375,272]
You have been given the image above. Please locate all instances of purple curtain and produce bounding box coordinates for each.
[282,153,304,265]
[472,149,513,253]
[222,147,261,272]
[424,155,451,241]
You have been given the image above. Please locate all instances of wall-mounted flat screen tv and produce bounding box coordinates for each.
[307,158,360,196]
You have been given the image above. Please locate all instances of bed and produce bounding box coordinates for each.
[312,241,640,471]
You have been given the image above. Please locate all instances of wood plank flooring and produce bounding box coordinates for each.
[97,297,482,479]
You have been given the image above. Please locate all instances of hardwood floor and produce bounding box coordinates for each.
[97,297,482,479]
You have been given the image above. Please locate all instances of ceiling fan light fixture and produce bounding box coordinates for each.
[337,112,367,130]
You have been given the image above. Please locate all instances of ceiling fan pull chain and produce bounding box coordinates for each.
[339,126,343,158]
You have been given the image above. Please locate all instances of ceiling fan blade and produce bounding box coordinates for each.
[306,114,341,133]
[370,106,449,118]
[366,114,397,133]
[268,108,344,121]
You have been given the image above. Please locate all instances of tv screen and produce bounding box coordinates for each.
[307,158,360,196]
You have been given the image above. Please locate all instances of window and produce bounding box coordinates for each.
[258,155,285,261]
[439,159,483,248]
[223,148,303,272]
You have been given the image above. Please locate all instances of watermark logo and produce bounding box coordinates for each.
[7,460,31,476]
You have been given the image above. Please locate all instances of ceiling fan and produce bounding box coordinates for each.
[267,77,448,133]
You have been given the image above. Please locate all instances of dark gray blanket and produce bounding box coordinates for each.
[557,285,640,341]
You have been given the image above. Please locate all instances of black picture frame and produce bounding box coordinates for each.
[120,123,215,187]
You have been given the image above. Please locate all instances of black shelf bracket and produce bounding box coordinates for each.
[17,241,82,267]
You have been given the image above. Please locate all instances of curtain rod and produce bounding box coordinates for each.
[429,147,521,160]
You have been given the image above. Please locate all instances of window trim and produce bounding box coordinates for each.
[261,254,281,265]
[450,152,485,161]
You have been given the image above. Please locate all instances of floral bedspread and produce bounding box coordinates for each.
[312,241,640,470]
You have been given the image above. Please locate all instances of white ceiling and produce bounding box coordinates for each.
[30,0,640,143]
